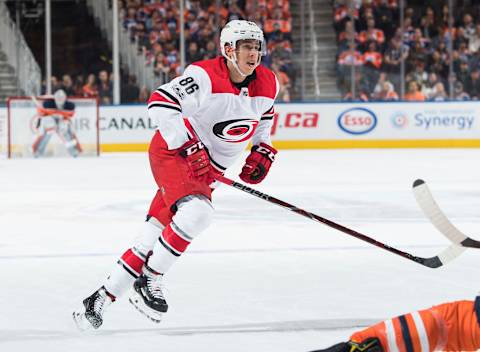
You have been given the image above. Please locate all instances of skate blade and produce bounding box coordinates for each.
[72,310,94,331]
[129,293,163,323]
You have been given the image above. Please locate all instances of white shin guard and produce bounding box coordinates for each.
[133,217,165,257]
[104,218,164,298]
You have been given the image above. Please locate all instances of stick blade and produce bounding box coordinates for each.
[435,244,466,267]
[413,179,468,244]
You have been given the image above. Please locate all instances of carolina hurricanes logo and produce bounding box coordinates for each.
[213,119,259,143]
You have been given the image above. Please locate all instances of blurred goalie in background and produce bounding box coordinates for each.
[310,297,480,352]
[32,89,82,157]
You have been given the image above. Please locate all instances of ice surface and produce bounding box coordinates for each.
[1,149,479,351]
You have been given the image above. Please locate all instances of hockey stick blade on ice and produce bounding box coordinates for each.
[215,174,460,268]
[413,179,480,249]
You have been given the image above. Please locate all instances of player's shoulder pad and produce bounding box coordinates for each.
[191,57,226,81]
[183,62,212,85]
[166,61,212,102]
[152,62,212,105]
[42,99,56,108]
[190,57,231,93]
[64,101,75,110]
[250,64,278,99]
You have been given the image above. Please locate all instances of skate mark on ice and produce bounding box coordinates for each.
[0,244,445,260]
[0,318,382,342]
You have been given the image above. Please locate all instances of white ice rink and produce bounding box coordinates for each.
[1,148,479,352]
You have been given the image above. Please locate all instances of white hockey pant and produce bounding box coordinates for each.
[148,195,214,273]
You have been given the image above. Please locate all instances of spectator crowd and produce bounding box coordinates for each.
[120,0,294,102]
[41,70,150,105]
[39,0,480,104]
[334,0,480,101]
[42,0,294,104]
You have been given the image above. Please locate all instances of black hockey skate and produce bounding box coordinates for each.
[129,264,168,323]
[73,286,113,330]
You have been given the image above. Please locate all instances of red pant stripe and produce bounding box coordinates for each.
[120,248,145,275]
[161,224,191,253]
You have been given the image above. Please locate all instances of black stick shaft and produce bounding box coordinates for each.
[215,174,429,267]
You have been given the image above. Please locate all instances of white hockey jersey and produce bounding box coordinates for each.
[147,56,279,172]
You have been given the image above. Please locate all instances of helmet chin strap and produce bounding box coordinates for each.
[228,51,249,77]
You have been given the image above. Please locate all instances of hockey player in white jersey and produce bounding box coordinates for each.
[73,20,279,330]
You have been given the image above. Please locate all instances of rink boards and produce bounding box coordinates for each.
[2,100,480,153]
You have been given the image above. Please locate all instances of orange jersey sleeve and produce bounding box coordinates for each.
[350,300,480,352]
[431,300,480,351]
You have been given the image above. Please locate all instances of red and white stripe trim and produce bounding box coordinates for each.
[159,223,192,255]
[148,89,182,111]
[119,248,145,276]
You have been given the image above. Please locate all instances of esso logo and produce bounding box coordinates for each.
[337,108,377,135]
[390,112,408,128]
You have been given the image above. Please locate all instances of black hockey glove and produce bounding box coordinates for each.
[348,338,383,352]
[307,342,349,352]
[307,338,382,352]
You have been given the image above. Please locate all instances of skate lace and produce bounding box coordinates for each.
[94,292,107,314]
[146,274,165,300]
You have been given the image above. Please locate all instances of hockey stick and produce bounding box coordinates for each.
[214,174,465,268]
[413,179,480,249]
[30,94,41,108]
